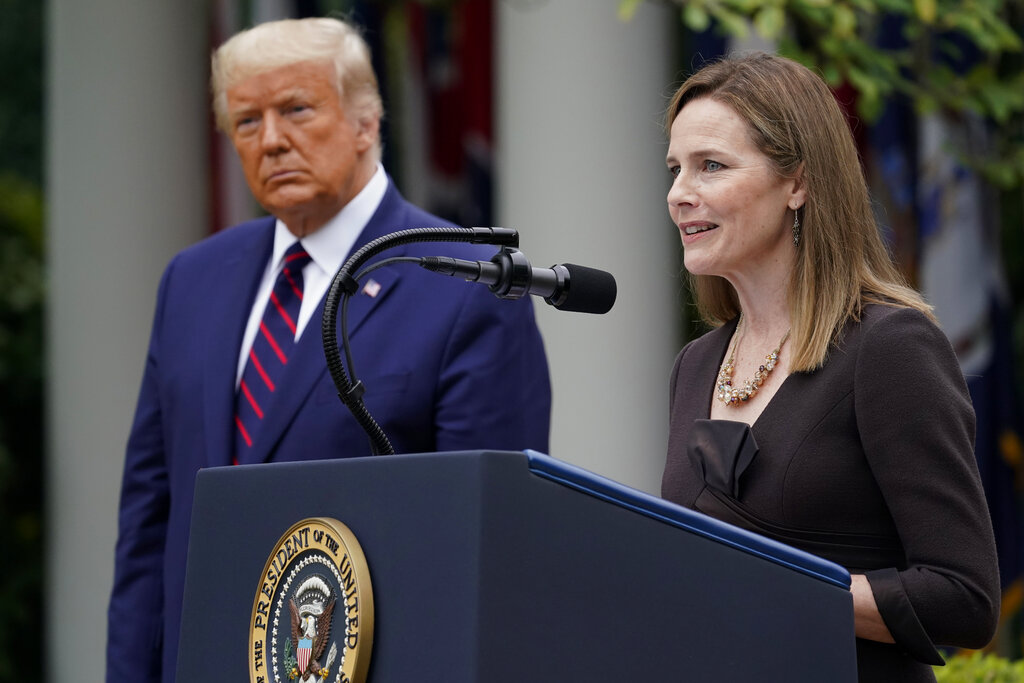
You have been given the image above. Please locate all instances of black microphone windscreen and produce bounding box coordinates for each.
[556,264,617,314]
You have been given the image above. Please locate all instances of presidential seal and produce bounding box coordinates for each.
[249,518,373,683]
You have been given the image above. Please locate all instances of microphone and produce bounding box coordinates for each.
[420,248,617,314]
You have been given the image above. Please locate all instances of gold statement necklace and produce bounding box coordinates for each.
[716,314,790,406]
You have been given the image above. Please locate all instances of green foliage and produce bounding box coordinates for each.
[0,0,43,186]
[934,650,1024,681]
[0,1,44,680]
[0,173,44,681]
[0,174,44,377]
[620,0,1024,188]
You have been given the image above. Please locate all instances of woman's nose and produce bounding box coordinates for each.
[667,172,695,207]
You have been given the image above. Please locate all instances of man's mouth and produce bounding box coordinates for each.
[266,169,301,183]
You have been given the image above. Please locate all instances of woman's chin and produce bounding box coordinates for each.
[682,255,718,277]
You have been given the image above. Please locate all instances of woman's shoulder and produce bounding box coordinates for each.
[860,301,933,324]
[856,302,946,347]
[846,303,962,382]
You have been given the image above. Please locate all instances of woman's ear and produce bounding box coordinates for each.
[789,162,807,211]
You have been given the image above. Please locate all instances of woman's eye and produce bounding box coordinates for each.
[705,160,723,172]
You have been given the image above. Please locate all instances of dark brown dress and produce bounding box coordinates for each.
[662,304,1000,682]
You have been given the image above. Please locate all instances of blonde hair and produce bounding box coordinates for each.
[666,52,932,371]
[211,17,383,156]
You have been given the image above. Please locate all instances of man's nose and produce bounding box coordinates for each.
[259,112,290,152]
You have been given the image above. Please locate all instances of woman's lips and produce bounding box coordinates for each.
[680,222,717,236]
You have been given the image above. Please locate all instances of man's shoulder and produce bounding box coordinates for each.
[373,183,458,236]
[197,215,275,249]
[170,215,274,264]
[372,184,495,261]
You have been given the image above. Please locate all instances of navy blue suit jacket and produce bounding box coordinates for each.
[106,183,551,682]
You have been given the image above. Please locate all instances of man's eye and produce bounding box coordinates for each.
[668,165,681,178]
[234,116,258,132]
[705,160,723,172]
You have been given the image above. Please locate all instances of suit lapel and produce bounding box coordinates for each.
[339,182,418,340]
[203,220,275,468]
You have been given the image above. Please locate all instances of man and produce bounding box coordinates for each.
[106,17,550,682]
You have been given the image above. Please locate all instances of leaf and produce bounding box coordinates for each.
[976,8,1024,51]
[870,0,911,12]
[617,0,644,21]
[753,5,786,40]
[913,92,940,117]
[976,79,1024,124]
[822,62,842,86]
[832,4,858,38]
[709,5,750,39]
[683,2,711,33]
[857,92,885,121]
[846,64,885,121]
[729,0,764,12]
[912,0,936,24]
[941,10,999,53]
[845,0,878,12]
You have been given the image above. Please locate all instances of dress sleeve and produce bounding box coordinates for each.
[668,343,688,413]
[663,339,710,506]
[854,306,1000,662]
[106,260,174,682]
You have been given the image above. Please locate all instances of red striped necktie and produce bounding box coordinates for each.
[233,242,312,464]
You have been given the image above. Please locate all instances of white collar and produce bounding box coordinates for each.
[269,163,388,275]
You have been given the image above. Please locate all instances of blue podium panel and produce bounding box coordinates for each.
[177,451,856,682]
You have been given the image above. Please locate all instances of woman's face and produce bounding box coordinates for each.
[666,97,803,287]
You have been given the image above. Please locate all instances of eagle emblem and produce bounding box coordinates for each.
[288,575,337,681]
[249,518,373,683]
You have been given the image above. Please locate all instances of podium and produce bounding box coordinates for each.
[176,450,857,682]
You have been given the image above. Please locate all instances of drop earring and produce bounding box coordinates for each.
[792,208,801,247]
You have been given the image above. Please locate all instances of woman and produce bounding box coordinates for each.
[660,52,999,681]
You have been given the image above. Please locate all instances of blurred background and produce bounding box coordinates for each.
[0,0,1021,679]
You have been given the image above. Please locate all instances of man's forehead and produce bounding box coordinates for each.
[226,61,337,107]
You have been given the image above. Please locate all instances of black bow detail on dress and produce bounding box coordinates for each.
[686,419,759,498]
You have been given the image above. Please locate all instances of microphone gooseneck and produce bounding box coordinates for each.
[322,226,520,456]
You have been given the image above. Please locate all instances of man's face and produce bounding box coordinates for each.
[225,60,376,236]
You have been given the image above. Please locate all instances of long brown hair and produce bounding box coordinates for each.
[666,52,932,371]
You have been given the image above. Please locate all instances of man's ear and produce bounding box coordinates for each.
[353,112,380,155]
